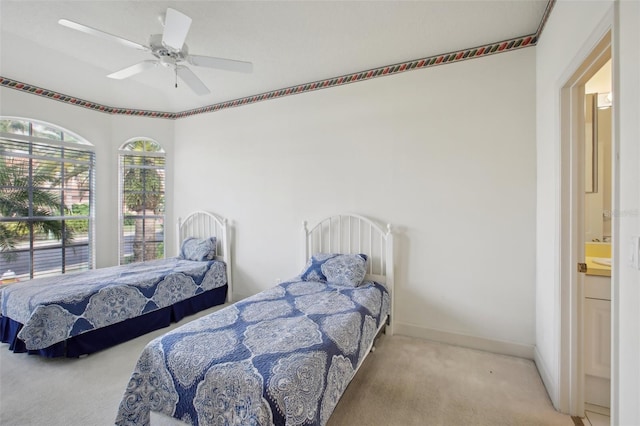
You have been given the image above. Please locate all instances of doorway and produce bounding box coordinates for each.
[558,30,612,422]
[582,59,612,425]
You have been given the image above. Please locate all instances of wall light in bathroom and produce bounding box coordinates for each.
[597,92,612,109]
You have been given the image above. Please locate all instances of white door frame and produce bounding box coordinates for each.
[558,17,613,417]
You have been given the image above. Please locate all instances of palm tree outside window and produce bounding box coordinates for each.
[0,118,95,280]
[119,139,165,264]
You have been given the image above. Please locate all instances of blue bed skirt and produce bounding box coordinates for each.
[0,284,228,358]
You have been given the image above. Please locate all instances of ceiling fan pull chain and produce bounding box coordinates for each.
[175,65,178,88]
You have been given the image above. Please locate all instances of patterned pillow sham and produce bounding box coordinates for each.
[180,237,217,261]
[300,253,368,287]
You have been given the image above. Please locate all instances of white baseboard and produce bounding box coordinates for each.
[231,292,251,302]
[534,345,559,409]
[395,321,535,359]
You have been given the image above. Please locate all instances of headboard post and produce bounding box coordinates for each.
[302,220,309,267]
[176,217,183,256]
[221,217,232,303]
[385,223,395,336]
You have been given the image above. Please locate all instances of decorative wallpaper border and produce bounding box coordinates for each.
[175,33,538,118]
[1,0,555,120]
[0,79,174,118]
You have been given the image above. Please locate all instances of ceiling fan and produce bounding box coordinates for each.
[58,8,253,96]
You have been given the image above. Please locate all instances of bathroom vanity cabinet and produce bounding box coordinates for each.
[584,273,611,408]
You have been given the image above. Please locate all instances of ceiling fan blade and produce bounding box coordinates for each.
[107,60,158,79]
[58,19,149,51]
[176,66,210,96]
[188,55,254,74]
[162,8,192,51]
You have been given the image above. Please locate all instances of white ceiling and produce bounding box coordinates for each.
[0,1,549,113]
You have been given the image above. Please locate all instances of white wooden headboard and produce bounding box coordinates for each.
[303,213,395,335]
[177,211,232,303]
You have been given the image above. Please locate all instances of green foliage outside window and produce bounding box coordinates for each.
[121,139,165,263]
[0,159,72,261]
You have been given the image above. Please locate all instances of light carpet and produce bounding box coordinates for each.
[1,305,573,426]
[329,333,573,425]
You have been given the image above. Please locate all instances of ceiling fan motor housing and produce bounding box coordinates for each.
[149,34,187,65]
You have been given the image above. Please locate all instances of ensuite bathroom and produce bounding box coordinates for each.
[582,58,612,425]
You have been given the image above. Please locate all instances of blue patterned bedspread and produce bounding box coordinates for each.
[115,279,390,426]
[0,258,227,351]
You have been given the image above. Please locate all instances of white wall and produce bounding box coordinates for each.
[174,48,537,355]
[535,1,640,422]
[1,37,539,365]
[535,0,612,411]
[0,88,174,268]
[613,1,640,424]
[534,0,612,409]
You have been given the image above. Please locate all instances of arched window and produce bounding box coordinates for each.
[119,139,165,264]
[0,118,95,280]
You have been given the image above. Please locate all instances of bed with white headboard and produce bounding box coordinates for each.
[177,210,233,302]
[0,210,231,358]
[303,213,394,335]
[116,213,393,426]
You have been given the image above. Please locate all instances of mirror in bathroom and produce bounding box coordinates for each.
[585,93,598,194]
[584,92,612,243]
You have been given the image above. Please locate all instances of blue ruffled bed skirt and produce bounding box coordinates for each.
[0,284,227,358]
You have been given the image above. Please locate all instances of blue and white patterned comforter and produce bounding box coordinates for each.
[115,279,390,426]
[0,258,227,350]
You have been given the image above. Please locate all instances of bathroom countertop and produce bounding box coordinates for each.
[585,256,611,277]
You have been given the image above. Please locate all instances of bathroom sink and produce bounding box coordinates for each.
[592,257,612,267]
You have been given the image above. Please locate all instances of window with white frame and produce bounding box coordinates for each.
[0,118,95,280]
[119,139,165,264]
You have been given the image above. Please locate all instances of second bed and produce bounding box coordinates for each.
[116,213,394,426]
[0,210,232,358]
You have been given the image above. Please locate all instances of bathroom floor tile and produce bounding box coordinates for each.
[585,410,610,426]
